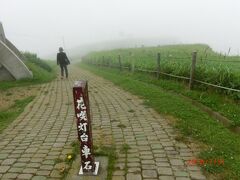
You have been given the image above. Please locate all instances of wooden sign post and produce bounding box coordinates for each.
[73,80,99,175]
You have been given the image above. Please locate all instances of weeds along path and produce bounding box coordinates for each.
[0,66,206,180]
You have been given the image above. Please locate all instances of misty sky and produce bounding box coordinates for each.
[1,0,240,57]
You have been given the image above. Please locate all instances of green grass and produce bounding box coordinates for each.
[80,63,240,179]
[23,52,53,72]
[83,44,240,99]
[117,123,126,129]
[120,143,131,175]
[0,96,35,133]
[0,52,57,90]
[94,145,117,180]
[52,141,79,179]
[128,109,135,113]
[123,71,240,127]
[120,143,131,154]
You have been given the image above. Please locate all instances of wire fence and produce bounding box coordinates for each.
[84,52,240,93]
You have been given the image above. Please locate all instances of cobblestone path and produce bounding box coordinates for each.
[0,66,207,180]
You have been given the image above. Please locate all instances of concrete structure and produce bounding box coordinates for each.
[0,22,32,81]
[0,22,6,43]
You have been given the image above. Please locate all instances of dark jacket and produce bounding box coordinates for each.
[57,52,70,65]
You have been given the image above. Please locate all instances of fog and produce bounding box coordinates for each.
[1,0,240,58]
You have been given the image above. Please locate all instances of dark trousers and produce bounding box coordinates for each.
[60,64,68,78]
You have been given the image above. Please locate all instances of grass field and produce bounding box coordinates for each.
[83,44,240,99]
[80,63,240,179]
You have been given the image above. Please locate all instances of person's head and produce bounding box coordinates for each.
[59,47,63,52]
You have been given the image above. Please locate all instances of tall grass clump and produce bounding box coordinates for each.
[23,52,53,72]
[0,52,57,90]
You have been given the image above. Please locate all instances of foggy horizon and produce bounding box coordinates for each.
[1,0,240,58]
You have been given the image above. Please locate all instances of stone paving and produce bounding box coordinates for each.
[0,66,207,180]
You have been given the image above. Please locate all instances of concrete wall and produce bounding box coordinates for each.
[0,64,14,81]
[0,22,6,43]
[0,22,33,81]
[0,40,33,80]
[5,38,25,60]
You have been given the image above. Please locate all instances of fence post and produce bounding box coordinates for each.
[105,58,107,67]
[189,51,197,90]
[102,56,104,66]
[108,57,111,67]
[118,55,122,71]
[131,57,135,73]
[227,47,231,55]
[131,59,135,73]
[157,53,160,79]
[97,57,100,66]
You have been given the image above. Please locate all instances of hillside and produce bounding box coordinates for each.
[0,52,56,90]
[83,44,240,98]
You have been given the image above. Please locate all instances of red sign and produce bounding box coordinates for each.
[73,80,96,173]
[186,159,224,166]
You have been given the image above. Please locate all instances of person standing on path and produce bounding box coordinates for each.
[57,47,70,79]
